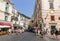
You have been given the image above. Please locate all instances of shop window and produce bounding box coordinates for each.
[51,16,55,21]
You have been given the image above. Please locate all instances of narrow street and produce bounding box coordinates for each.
[0,32,60,41]
[0,32,45,41]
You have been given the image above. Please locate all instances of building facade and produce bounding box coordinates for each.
[11,8,19,30]
[0,0,13,31]
[11,11,31,30]
[0,0,31,32]
[19,14,31,30]
[32,0,60,35]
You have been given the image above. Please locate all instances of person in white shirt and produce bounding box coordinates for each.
[8,28,12,35]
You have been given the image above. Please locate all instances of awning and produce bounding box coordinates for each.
[0,22,12,27]
[0,22,4,26]
[4,23,12,26]
[0,25,10,28]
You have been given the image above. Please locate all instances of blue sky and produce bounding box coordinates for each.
[10,0,36,17]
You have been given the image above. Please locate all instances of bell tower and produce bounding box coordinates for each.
[31,0,43,31]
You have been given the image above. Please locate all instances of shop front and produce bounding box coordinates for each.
[49,23,57,35]
[13,24,19,30]
[0,22,12,35]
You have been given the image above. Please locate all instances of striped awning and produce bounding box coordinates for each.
[0,22,12,28]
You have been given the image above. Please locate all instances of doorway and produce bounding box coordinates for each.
[51,26,56,35]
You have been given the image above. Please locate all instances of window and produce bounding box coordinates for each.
[49,2,54,9]
[48,0,54,9]
[5,2,9,12]
[7,3,9,4]
[51,16,55,21]
[5,16,8,21]
[5,6,9,11]
[58,17,60,20]
[48,0,54,2]
[21,17,24,21]
[12,10,15,14]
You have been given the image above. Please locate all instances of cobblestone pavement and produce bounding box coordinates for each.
[45,34,60,41]
[0,32,45,41]
[0,32,60,41]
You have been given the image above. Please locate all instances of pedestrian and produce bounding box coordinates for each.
[37,28,40,35]
[43,27,47,37]
[35,28,38,35]
[40,31,43,38]
[16,29,21,35]
[55,29,59,39]
[58,28,60,35]
[18,29,21,33]
[51,29,56,39]
[15,30,17,35]
[8,28,12,35]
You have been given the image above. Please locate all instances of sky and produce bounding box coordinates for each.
[10,0,36,18]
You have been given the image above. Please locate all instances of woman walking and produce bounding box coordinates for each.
[35,28,38,35]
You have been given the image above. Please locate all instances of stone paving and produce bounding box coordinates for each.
[0,32,45,41]
[45,34,60,41]
[0,32,60,41]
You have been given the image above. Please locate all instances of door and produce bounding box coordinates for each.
[51,26,56,35]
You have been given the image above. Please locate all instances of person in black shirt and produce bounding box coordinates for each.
[55,29,58,39]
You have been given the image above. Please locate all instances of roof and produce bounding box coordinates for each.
[18,12,31,19]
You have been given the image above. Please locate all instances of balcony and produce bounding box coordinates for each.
[4,11,11,15]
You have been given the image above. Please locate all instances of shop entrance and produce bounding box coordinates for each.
[51,26,56,35]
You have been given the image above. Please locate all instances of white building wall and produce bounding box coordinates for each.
[42,0,49,10]
[0,2,6,12]
[18,14,21,25]
[8,15,11,22]
[0,0,13,23]
[0,11,5,20]
[42,0,60,10]
[8,4,13,15]
[41,0,60,33]
[54,0,60,10]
